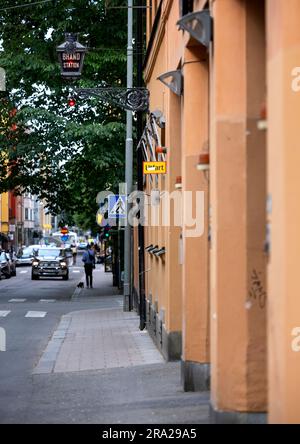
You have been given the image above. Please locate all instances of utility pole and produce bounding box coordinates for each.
[137,0,146,329]
[123,0,133,312]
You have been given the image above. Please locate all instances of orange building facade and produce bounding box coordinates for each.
[133,0,300,424]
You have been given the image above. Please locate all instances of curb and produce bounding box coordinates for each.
[33,315,72,374]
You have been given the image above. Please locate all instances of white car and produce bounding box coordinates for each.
[16,245,41,265]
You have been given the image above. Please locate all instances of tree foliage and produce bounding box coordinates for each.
[0,0,128,231]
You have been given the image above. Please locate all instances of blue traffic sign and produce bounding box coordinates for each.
[61,235,69,242]
[108,195,127,219]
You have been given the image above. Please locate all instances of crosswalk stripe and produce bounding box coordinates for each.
[0,311,11,317]
[72,270,80,273]
[39,299,56,303]
[9,299,26,303]
[25,311,47,318]
[20,270,28,274]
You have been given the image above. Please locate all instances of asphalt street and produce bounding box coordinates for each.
[0,256,120,423]
[0,255,209,424]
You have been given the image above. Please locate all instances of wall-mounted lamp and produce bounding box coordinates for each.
[152,110,166,129]
[147,245,159,254]
[156,147,167,155]
[175,176,182,190]
[154,248,166,257]
[150,246,160,254]
[257,101,267,131]
[197,153,210,171]
[177,10,213,48]
[157,70,183,96]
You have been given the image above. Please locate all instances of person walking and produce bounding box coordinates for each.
[71,243,77,266]
[82,244,95,289]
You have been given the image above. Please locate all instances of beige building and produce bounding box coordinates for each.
[133,0,300,424]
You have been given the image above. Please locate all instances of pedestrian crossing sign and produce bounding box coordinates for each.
[108,194,127,219]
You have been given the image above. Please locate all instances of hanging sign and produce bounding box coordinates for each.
[143,161,167,175]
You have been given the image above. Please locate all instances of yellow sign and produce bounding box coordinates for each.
[143,161,167,175]
[96,212,103,226]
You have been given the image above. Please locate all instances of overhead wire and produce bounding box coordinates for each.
[0,0,54,12]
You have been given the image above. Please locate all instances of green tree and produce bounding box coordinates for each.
[0,0,128,231]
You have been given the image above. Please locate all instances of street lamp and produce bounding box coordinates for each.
[177,10,213,48]
[56,33,87,80]
[56,18,149,314]
[56,32,149,112]
[157,70,183,96]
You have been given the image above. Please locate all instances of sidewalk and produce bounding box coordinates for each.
[71,264,121,300]
[33,268,210,424]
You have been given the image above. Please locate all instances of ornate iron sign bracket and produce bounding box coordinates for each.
[75,87,149,112]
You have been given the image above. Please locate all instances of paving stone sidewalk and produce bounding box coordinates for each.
[34,268,164,374]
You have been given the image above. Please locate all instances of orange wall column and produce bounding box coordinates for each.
[267,0,300,424]
[210,0,267,422]
[162,91,183,360]
[181,46,210,391]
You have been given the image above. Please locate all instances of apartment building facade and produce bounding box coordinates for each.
[135,0,300,424]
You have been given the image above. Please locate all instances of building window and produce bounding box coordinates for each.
[180,0,194,17]
[25,208,29,220]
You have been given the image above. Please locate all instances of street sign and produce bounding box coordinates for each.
[61,235,69,242]
[56,33,87,80]
[60,227,69,235]
[143,161,167,174]
[108,195,127,219]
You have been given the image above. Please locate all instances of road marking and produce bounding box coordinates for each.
[25,311,47,318]
[9,299,26,303]
[72,270,80,273]
[39,299,56,303]
[0,311,11,317]
[20,270,28,274]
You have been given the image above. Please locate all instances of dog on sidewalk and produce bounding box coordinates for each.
[77,282,84,289]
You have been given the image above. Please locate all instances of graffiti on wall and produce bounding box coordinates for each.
[248,269,267,309]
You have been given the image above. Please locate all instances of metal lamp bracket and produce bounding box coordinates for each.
[75,87,149,112]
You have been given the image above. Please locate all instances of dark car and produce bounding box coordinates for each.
[31,247,71,280]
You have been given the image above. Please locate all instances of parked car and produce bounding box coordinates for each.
[16,247,36,266]
[0,252,11,280]
[6,252,17,277]
[78,242,88,250]
[31,247,71,280]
